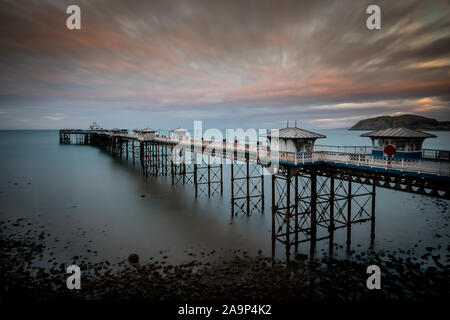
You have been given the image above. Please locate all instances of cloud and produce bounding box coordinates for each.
[0,0,449,129]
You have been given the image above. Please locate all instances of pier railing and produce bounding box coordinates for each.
[59,130,450,177]
[148,136,450,177]
[314,145,372,154]
[294,151,450,176]
[156,136,450,177]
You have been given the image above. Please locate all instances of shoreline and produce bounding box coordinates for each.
[1,219,448,301]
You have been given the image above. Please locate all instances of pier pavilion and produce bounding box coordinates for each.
[136,127,157,140]
[170,128,189,140]
[89,122,101,130]
[361,127,436,159]
[264,126,326,153]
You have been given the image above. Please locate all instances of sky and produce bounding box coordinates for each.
[0,0,449,130]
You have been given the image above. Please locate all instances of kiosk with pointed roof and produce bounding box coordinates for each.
[361,127,436,159]
[170,127,189,140]
[137,127,157,140]
[264,121,326,153]
[89,122,101,130]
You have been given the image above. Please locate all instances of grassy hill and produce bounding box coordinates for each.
[349,114,450,131]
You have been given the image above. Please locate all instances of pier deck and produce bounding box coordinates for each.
[60,129,450,180]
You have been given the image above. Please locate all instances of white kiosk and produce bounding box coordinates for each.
[264,125,326,153]
[170,128,189,140]
[138,127,157,140]
[361,127,436,159]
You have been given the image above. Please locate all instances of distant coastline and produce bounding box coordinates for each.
[349,114,450,131]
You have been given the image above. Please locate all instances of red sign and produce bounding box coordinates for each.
[384,144,396,157]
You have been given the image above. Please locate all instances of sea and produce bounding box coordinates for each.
[0,129,449,268]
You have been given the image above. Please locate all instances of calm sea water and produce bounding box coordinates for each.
[0,129,449,267]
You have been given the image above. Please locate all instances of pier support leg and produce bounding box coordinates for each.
[165,145,168,176]
[261,172,264,212]
[230,158,264,217]
[171,150,175,185]
[271,166,376,262]
[193,150,222,198]
[194,154,198,198]
[329,177,335,257]
[294,174,299,252]
[140,142,146,176]
[285,168,291,261]
[220,158,223,195]
[371,183,376,248]
[231,160,234,218]
[271,174,276,260]
[346,180,352,252]
[271,168,296,261]
[246,161,250,216]
[208,154,211,197]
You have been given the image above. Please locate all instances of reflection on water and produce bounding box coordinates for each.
[0,130,448,268]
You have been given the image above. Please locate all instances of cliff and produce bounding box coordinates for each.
[349,114,450,131]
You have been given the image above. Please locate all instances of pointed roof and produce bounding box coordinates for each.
[361,127,436,138]
[170,127,189,132]
[140,127,156,133]
[264,127,326,139]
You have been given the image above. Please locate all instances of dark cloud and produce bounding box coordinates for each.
[0,0,449,129]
